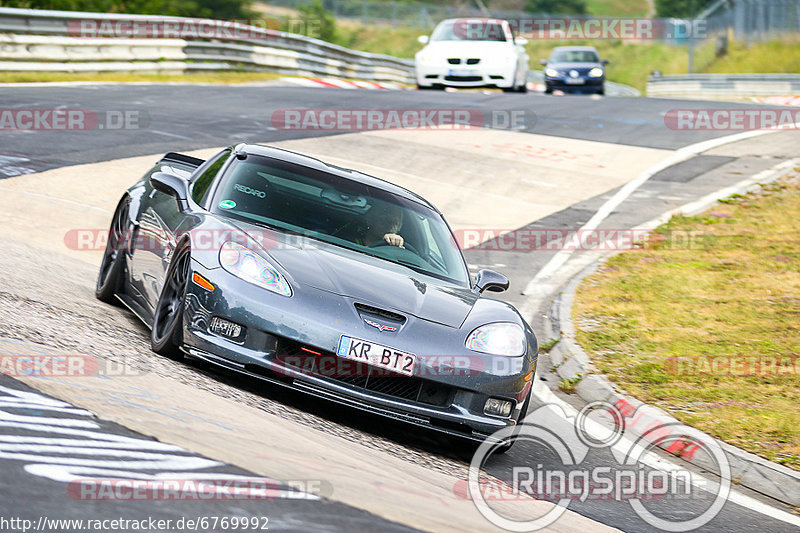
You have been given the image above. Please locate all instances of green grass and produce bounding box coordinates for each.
[334,20,425,58]
[572,172,800,470]
[585,0,652,17]
[705,38,800,74]
[559,376,583,394]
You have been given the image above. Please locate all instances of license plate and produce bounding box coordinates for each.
[448,69,476,77]
[565,78,585,84]
[336,336,416,376]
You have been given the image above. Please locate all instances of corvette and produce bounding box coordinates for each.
[96,143,538,448]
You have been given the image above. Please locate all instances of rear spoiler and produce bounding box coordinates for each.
[160,152,205,169]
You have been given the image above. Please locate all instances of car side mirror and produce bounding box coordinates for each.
[602,59,610,65]
[474,269,509,293]
[418,35,429,45]
[539,58,547,66]
[150,171,189,211]
[515,37,528,46]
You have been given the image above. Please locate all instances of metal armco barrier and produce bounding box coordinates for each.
[647,73,800,100]
[0,7,415,82]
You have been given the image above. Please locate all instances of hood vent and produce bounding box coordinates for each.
[354,303,406,324]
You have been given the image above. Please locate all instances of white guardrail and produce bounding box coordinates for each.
[647,73,800,100]
[0,7,415,83]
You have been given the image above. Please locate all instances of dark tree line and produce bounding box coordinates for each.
[0,0,253,18]
[523,0,714,17]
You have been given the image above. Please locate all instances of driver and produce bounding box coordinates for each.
[357,204,404,248]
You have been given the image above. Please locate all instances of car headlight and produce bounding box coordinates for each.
[219,242,292,297]
[417,55,437,65]
[544,68,559,77]
[589,67,604,78]
[465,322,526,356]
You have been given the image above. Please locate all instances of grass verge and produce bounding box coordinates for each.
[572,171,800,470]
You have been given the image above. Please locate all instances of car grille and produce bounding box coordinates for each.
[466,58,480,65]
[334,371,453,407]
[447,58,461,64]
[276,339,455,407]
[444,76,482,82]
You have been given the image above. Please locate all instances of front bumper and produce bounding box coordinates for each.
[545,76,604,92]
[416,64,516,89]
[182,260,537,441]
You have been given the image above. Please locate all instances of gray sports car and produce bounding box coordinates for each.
[96,143,538,448]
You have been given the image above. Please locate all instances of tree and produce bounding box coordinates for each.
[655,0,714,18]
[0,0,253,19]
[524,0,587,15]
[296,0,337,43]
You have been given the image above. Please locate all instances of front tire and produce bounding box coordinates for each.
[151,242,190,359]
[95,197,130,304]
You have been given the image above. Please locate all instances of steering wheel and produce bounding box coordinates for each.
[368,240,421,256]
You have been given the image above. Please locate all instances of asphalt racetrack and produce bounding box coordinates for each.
[0,83,798,532]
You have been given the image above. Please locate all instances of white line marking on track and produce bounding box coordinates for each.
[523,124,800,295]
[532,381,800,528]
[150,129,193,140]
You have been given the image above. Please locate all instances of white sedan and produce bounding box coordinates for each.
[415,18,529,92]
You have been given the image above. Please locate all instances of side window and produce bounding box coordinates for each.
[421,217,444,264]
[191,150,231,205]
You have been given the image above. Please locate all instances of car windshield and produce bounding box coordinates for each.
[430,20,508,42]
[211,155,470,285]
[550,49,600,63]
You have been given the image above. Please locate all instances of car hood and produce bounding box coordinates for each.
[547,62,602,71]
[420,40,513,58]
[233,221,478,328]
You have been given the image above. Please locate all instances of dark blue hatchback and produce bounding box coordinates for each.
[541,46,608,95]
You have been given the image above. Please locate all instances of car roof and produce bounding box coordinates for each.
[552,46,599,52]
[237,143,437,211]
[439,17,507,24]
